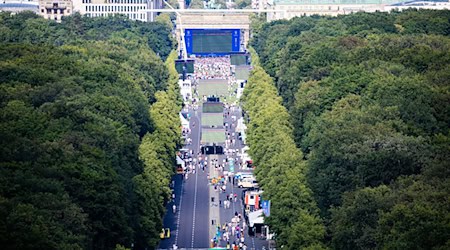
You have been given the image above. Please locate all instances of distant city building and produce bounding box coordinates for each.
[252,0,269,9]
[39,0,72,21]
[265,0,450,21]
[72,0,163,21]
[0,0,39,14]
[33,0,162,22]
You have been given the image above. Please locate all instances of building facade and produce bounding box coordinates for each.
[37,0,162,22]
[0,1,39,14]
[72,0,162,21]
[39,0,72,21]
[266,0,450,21]
[252,0,269,10]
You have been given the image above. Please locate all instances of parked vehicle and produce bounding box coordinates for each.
[235,172,254,180]
[160,228,170,239]
[238,178,258,188]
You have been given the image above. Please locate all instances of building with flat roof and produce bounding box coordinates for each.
[35,0,163,22]
[0,2,39,14]
[39,0,72,21]
[266,0,450,20]
[72,0,162,21]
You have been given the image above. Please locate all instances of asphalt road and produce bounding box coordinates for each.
[159,104,269,250]
[159,109,210,249]
[159,64,268,249]
[217,106,269,250]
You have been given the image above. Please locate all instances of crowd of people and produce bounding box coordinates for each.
[187,55,240,105]
[212,211,249,250]
[193,56,231,79]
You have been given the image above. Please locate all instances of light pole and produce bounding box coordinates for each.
[162,0,188,60]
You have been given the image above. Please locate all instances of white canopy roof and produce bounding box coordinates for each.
[176,155,185,168]
[236,118,247,133]
[248,209,264,227]
[180,113,189,128]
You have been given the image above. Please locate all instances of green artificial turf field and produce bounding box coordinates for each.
[201,113,224,127]
[235,66,251,80]
[198,79,228,97]
[201,128,226,143]
[202,102,224,113]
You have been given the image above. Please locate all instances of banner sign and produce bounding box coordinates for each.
[262,200,271,217]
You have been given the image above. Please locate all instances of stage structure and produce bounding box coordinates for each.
[176,12,251,56]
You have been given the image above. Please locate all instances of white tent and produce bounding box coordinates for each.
[180,113,189,129]
[241,131,247,144]
[178,79,192,102]
[236,118,247,144]
[176,155,185,169]
[248,209,264,227]
[240,146,251,164]
[237,87,244,99]
[235,118,246,133]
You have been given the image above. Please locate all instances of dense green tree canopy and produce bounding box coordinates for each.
[0,12,180,249]
[249,9,450,249]
[241,63,326,249]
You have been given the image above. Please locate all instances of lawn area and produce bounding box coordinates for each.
[201,113,224,127]
[202,102,224,113]
[198,79,228,97]
[235,66,251,81]
[201,128,226,143]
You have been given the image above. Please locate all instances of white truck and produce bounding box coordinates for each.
[238,177,258,188]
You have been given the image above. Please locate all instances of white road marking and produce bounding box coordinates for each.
[175,178,183,246]
[191,170,198,248]
[191,116,200,248]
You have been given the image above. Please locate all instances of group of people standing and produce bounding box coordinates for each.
[193,56,231,79]
[212,211,248,250]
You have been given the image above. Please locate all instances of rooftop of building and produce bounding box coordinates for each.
[0,2,38,8]
[272,0,448,5]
